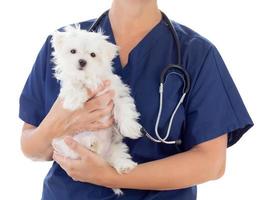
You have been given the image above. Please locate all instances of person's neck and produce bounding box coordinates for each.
[109,0,161,36]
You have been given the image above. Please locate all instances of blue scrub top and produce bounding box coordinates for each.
[19,14,253,200]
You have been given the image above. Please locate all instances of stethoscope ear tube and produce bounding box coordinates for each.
[89,10,109,32]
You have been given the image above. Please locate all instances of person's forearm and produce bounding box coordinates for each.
[20,120,57,161]
[108,148,225,190]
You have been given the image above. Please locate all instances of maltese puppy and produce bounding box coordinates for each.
[50,25,142,195]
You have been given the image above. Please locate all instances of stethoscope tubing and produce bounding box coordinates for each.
[89,9,190,145]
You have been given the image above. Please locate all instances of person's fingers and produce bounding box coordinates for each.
[53,151,81,179]
[89,100,114,122]
[99,115,115,128]
[72,115,115,133]
[64,137,99,162]
[86,80,111,99]
[53,151,77,171]
[88,115,115,131]
[85,90,115,112]
[67,105,114,134]
[91,90,112,108]
[64,137,92,159]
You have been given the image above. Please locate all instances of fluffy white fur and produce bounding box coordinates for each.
[51,25,142,195]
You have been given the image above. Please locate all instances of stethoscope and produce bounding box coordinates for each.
[89,10,190,145]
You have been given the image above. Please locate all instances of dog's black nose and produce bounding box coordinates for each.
[79,59,87,69]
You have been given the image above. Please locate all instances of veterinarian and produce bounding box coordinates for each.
[19,0,253,199]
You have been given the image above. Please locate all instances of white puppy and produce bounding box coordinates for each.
[51,25,142,195]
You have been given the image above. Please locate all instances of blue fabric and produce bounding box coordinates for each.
[19,14,253,200]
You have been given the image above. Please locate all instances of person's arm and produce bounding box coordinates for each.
[21,123,54,161]
[111,134,227,190]
[21,82,115,161]
[53,133,227,190]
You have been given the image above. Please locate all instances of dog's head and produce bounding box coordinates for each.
[51,25,118,79]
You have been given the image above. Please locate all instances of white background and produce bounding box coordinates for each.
[0,0,267,199]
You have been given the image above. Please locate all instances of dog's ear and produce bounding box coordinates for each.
[97,33,118,61]
[94,30,118,61]
[51,31,65,49]
[104,41,119,62]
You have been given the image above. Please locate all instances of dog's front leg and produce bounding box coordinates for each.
[111,78,142,139]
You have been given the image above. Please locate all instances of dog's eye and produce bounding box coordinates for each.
[70,49,76,54]
[90,52,96,58]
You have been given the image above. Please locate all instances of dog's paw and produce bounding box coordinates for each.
[114,159,137,174]
[88,140,99,153]
[52,138,79,159]
[120,122,142,139]
[112,188,123,196]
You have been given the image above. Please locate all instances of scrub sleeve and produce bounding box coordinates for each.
[19,36,52,127]
[182,44,253,150]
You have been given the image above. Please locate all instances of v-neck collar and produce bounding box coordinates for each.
[100,12,166,71]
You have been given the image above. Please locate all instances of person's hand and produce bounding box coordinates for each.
[39,80,115,140]
[53,136,118,187]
